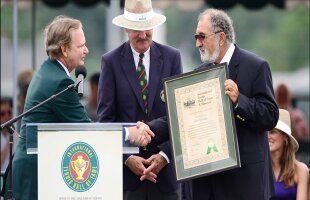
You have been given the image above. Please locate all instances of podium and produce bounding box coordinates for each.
[26,123,138,200]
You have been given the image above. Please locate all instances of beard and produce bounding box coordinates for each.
[199,37,220,63]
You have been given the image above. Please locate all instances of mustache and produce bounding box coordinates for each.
[137,39,149,43]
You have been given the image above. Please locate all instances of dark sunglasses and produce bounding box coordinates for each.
[194,31,222,41]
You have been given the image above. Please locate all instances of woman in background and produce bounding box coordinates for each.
[268,109,309,200]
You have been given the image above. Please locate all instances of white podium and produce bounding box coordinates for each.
[26,123,137,200]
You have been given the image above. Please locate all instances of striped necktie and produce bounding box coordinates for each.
[137,53,148,114]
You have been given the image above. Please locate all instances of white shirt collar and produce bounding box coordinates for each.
[130,46,150,58]
[56,59,71,77]
[130,45,151,80]
[220,44,235,66]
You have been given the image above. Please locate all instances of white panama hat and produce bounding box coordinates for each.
[275,109,299,151]
[112,0,166,31]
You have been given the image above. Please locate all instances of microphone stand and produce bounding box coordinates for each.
[0,82,78,199]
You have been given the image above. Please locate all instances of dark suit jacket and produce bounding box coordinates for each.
[12,58,90,200]
[97,41,182,193]
[148,45,279,200]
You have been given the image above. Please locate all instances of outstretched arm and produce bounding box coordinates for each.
[147,116,170,146]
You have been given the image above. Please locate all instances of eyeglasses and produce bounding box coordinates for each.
[194,31,222,41]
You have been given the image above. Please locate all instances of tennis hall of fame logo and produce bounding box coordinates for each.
[61,142,99,192]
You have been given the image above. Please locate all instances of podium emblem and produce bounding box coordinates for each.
[61,142,99,192]
[71,155,90,180]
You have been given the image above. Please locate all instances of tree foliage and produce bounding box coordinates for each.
[165,4,309,71]
[1,2,309,73]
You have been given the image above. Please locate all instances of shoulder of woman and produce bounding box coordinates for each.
[295,161,309,179]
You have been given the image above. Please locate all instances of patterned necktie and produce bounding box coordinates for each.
[137,53,148,114]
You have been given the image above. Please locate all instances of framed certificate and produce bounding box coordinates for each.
[163,62,240,182]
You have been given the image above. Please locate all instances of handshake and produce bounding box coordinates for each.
[127,121,155,147]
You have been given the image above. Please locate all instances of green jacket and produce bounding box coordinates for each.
[12,58,90,200]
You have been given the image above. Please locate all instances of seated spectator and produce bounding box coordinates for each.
[17,69,33,115]
[268,109,309,200]
[17,69,33,132]
[275,83,309,142]
[85,72,100,122]
[1,97,13,173]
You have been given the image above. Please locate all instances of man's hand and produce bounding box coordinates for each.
[140,154,167,182]
[128,121,155,146]
[126,155,151,176]
[225,79,239,104]
[140,171,157,183]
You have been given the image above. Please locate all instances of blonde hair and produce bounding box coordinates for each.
[44,15,82,59]
[279,132,297,187]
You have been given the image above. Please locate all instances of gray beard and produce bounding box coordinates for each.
[200,38,220,63]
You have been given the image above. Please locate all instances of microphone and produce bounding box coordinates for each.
[75,65,87,97]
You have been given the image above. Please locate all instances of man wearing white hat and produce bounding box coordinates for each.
[97,0,182,199]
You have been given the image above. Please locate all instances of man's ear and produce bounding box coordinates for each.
[61,45,67,57]
[219,32,226,46]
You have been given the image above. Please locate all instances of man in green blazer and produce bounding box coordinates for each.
[6,15,153,200]
[11,15,91,200]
